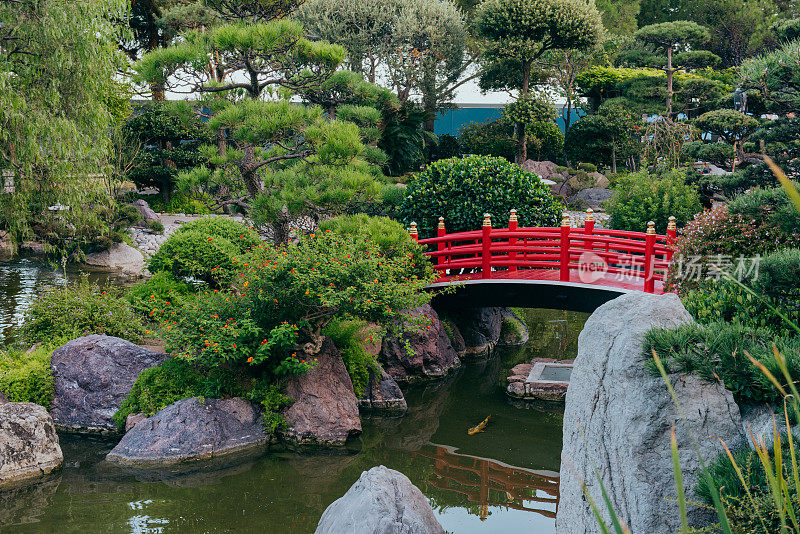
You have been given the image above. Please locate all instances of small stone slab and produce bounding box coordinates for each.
[507,358,574,401]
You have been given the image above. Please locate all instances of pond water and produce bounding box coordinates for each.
[0,260,589,533]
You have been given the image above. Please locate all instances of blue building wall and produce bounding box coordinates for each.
[433,105,585,137]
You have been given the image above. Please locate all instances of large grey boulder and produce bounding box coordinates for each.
[106,397,267,467]
[282,338,362,446]
[571,187,613,210]
[315,465,444,534]
[380,304,460,383]
[50,335,168,432]
[83,242,145,275]
[557,292,745,534]
[0,403,63,486]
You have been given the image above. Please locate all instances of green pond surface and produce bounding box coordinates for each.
[0,260,589,534]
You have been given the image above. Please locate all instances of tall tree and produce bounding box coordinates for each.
[596,0,641,35]
[475,0,603,163]
[634,21,716,117]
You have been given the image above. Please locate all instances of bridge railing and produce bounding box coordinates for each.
[412,209,677,294]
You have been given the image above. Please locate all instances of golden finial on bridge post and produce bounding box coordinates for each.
[437,216,445,230]
[667,216,676,231]
[561,212,570,227]
[509,208,518,223]
[585,208,594,222]
[483,213,492,227]
[647,221,656,235]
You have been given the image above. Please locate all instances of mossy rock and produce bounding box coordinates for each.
[499,310,529,346]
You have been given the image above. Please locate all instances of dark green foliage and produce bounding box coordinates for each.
[146,219,165,234]
[682,141,734,167]
[740,40,800,116]
[729,185,800,237]
[0,342,59,408]
[400,155,563,238]
[21,277,144,343]
[428,134,462,163]
[378,103,434,176]
[565,101,641,170]
[645,321,800,404]
[113,357,247,431]
[459,116,563,162]
[124,101,210,201]
[606,169,701,233]
[323,319,379,397]
[175,217,261,254]
[148,231,240,287]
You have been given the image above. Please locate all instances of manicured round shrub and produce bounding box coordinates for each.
[148,230,240,286]
[174,217,261,253]
[0,342,58,408]
[606,169,701,233]
[400,155,563,237]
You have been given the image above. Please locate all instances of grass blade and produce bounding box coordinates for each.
[671,424,689,532]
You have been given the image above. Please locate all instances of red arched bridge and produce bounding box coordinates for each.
[412,209,677,313]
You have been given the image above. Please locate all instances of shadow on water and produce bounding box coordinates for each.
[0,260,589,534]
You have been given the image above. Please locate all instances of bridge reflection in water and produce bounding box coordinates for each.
[413,444,559,521]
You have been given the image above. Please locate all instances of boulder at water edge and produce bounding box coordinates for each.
[315,465,444,534]
[556,292,745,534]
[50,335,168,432]
[83,242,145,275]
[130,199,159,221]
[379,304,460,383]
[358,368,407,414]
[0,403,63,486]
[106,397,267,467]
[282,338,362,446]
[445,306,502,356]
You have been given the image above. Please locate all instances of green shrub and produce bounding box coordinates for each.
[577,162,598,173]
[681,277,799,337]
[174,217,261,254]
[606,169,701,233]
[21,277,144,343]
[400,155,563,238]
[323,319,379,397]
[729,184,800,237]
[128,271,195,319]
[318,214,432,279]
[0,342,59,408]
[139,191,211,215]
[148,230,240,287]
[644,321,800,405]
[146,219,164,234]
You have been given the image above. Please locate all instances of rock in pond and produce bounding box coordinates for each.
[359,368,407,414]
[50,335,168,433]
[315,465,444,534]
[499,308,529,345]
[557,292,745,534]
[106,397,267,467]
[282,338,362,446]
[83,242,145,275]
[0,403,63,486]
[379,304,460,383]
[444,306,502,356]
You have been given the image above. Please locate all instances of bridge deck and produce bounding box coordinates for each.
[432,268,665,294]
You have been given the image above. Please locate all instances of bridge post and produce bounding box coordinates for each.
[508,209,518,272]
[644,221,656,293]
[584,208,594,252]
[666,216,677,263]
[559,213,570,282]
[409,222,418,242]
[482,213,492,279]
[436,217,446,268]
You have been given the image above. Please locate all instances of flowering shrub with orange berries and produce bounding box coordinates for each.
[161,227,436,380]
